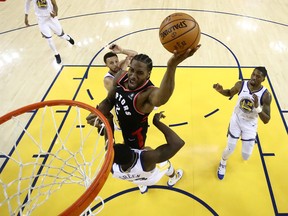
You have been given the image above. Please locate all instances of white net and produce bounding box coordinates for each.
[0,101,113,216]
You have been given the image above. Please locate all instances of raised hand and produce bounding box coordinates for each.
[153,111,166,125]
[168,44,201,68]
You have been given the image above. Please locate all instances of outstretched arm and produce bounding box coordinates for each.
[213,80,242,97]
[141,112,185,171]
[148,45,201,107]
[86,81,117,128]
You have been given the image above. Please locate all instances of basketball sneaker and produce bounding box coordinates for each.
[138,185,148,194]
[68,35,74,45]
[167,169,183,187]
[54,54,61,64]
[217,159,226,180]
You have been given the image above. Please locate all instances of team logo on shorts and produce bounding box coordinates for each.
[239,98,253,113]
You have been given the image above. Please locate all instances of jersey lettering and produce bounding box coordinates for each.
[116,92,131,116]
[118,174,141,180]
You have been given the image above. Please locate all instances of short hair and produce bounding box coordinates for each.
[113,144,133,165]
[255,66,267,77]
[103,52,118,63]
[132,54,153,72]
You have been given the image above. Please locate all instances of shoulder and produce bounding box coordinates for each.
[235,80,243,88]
[104,72,115,79]
[140,149,157,171]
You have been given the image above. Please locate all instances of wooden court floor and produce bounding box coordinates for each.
[1,0,288,215]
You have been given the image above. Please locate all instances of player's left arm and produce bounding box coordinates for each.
[256,90,272,124]
[141,112,185,171]
[104,77,113,92]
[148,45,201,107]
[50,0,58,17]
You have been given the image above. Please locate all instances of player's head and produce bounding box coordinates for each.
[255,67,267,78]
[103,52,119,73]
[250,67,267,86]
[127,54,153,90]
[113,144,133,165]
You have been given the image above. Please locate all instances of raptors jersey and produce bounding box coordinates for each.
[234,80,267,123]
[115,72,155,149]
[111,149,171,186]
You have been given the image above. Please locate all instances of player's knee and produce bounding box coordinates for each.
[241,140,255,160]
[242,152,251,160]
[222,135,237,160]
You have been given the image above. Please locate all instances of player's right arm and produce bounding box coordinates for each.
[104,77,114,92]
[213,80,242,97]
[141,112,185,171]
[86,70,125,126]
[24,0,32,26]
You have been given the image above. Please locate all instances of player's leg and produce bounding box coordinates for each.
[38,17,61,63]
[241,121,257,160]
[165,161,183,187]
[50,17,74,45]
[217,114,240,180]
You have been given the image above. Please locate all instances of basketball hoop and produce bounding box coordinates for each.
[0,100,114,216]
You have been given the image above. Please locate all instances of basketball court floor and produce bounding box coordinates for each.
[0,1,288,215]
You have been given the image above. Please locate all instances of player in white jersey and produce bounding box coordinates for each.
[111,112,184,194]
[24,0,74,64]
[103,44,137,92]
[103,44,137,131]
[213,67,272,180]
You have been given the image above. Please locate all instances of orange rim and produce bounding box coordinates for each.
[0,100,114,216]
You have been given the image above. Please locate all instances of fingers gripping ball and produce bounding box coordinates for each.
[159,12,201,53]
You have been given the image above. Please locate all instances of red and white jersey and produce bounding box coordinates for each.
[234,80,267,123]
[25,0,53,17]
[111,149,170,186]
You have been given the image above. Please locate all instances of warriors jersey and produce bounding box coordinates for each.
[111,149,171,186]
[115,72,155,149]
[234,80,267,123]
[104,71,115,80]
[25,0,53,17]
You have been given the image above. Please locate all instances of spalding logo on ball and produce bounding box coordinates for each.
[159,12,201,53]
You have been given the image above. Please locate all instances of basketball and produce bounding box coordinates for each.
[159,12,201,53]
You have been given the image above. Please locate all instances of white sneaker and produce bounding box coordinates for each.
[138,185,148,194]
[217,159,226,180]
[167,169,183,187]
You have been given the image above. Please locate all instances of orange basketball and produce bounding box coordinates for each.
[159,12,201,53]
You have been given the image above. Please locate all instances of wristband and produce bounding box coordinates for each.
[255,106,262,113]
